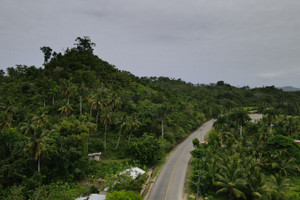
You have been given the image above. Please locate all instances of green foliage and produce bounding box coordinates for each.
[264,135,300,164]
[190,111,300,200]
[2,37,300,199]
[106,190,142,200]
[130,134,163,166]
[89,185,99,194]
[192,138,200,148]
[6,185,26,200]
[104,171,147,193]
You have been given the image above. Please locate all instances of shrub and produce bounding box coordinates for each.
[129,134,162,166]
[264,135,300,163]
[106,190,142,200]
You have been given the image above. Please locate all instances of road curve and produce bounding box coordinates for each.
[146,120,214,200]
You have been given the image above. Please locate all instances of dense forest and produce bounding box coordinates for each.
[189,110,300,200]
[1,37,300,199]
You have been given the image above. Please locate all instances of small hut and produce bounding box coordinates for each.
[88,152,102,161]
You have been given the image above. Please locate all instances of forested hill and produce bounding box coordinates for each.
[1,37,300,198]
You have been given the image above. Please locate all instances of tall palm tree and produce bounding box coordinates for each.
[127,115,141,144]
[283,116,299,137]
[78,115,96,152]
[24,127,53,173]
[100,108,113,150]
[87,87,107,129]
[214,115,229,132]
[264,109,278,134]
[214,153,246,200]
[246,166,266,200]
[229,109,250,137]
[61,79,77,104]
[115,113,127,149]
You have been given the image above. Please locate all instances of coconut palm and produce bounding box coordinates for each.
[264,108,278,134]
[115,113,128,149]
[214,153,246,200]
[32,113,49,126]
[229,109,250,137]
[61,79,77,104]
[127,115,141,144]
[283,116,299,137]
[269,173,289,199]
[24,127,53,173]
[87,87,107,129]
[270,150,299,176]
[246,166,266,200]
[100,107,113,150]
[58,101,73,116]
[19,120,37,135]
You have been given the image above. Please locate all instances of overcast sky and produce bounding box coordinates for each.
[1,0,300,87]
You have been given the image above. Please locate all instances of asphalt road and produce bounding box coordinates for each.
[146,120,214,200]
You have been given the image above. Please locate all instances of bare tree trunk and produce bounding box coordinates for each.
[128,131,132,144]
[87,137,89,152]
[68,96,70,104]
[52,96,55,105]
[115,129,122,149]
[43,99,46,107]
[90,105,93,116]
[80,96,82,115]
[240,125,243,137]
[96,110,99,129]
[38,156,41,173]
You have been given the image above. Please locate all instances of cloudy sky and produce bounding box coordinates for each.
[1,0,300,87]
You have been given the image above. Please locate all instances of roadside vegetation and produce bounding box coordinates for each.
[189,109,300,200]
[1,37,300,199]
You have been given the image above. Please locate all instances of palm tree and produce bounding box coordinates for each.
[214,115,229,132]
[78,115,96,152]
[107,92,122,111]
[49,81,59,106]
[269,174,289,199]
[246,166,266,200]
[58,101,73,116]
[24,127,53,173]
[87,87,107,129]
[270,150,299,176]
[32,113,48,126]
[19,120,37,135]
[100,108,113,150]
[229,109,250,137]
[264,108,278,134]
[214,153,246,200]
[127,115,141,144]
[61,79,77,104]
[115,113,127,149]
[283,116,299,137]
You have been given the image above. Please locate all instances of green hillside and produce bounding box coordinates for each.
[1,37,300,199]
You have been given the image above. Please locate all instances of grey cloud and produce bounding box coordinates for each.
[1,0,300,87]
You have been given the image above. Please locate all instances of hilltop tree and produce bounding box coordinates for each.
[74,36,95,53]
[40,46,52,64]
